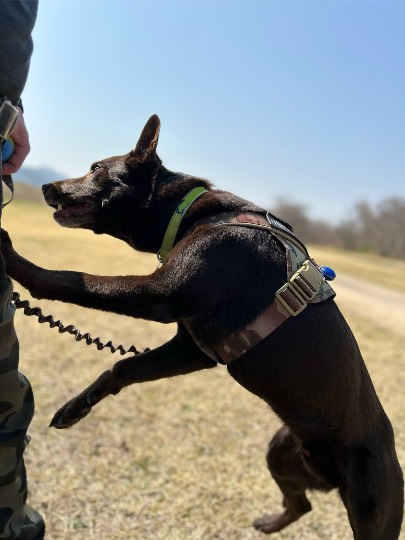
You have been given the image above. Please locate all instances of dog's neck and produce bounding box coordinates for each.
[101,166,210,253]
[103,165,265,256]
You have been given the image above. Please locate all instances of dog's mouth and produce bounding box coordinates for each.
[48,200,97,226]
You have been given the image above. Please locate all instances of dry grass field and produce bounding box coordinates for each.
[2,200,404,539]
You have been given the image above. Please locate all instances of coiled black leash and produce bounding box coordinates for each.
[12,291,144,356]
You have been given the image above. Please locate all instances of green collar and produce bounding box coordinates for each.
[157,186,208,263]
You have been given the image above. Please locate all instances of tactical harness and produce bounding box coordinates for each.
[158,188,335,365]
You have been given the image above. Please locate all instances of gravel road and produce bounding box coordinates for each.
[332,273,405,337]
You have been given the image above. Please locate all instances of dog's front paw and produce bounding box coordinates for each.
[0,229,13,250]
[50,394,93,429]
[0,229,15,265]
[0,229,25,281]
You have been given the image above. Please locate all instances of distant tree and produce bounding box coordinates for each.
[373,198,405,258]
[269,196,405,259]
[353,201,383,253]
[335,219,360,251]
[269,199,338,245]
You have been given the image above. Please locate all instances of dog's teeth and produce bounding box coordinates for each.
[57,204,63,210]
[102,199,107,208]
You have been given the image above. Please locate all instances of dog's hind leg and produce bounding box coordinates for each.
[338,439,404,540]
[253,425,333,534]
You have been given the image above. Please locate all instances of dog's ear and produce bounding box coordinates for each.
[127,114,161,164]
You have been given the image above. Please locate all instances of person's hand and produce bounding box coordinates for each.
[2,107,30,174]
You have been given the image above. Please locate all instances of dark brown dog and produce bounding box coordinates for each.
[1,115,403,538]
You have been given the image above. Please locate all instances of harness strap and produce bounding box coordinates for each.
[216,215,310,259]
[182,211,335,364]
[157,196,335,365]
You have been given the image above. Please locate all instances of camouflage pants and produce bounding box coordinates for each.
[0,255,44,537]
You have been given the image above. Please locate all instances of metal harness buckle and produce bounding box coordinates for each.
[275,260,325,316]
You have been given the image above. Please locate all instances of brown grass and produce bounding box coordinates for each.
[2,201,404,539]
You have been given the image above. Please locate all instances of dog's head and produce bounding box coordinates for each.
[42,114,162,234]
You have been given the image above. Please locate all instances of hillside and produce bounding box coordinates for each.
[13,164,68,186]
[6,164,67,204]
[8,181,45,203]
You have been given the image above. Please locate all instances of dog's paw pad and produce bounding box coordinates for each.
[50,399,92,429]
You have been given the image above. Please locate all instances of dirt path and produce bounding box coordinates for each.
[332,273,405,337]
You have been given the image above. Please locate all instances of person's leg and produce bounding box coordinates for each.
[0,168,45,538]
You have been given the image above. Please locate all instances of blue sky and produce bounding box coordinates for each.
[22,0,405,222]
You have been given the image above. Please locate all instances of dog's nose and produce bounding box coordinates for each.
[42,183,55,195]
[42,183,59,200]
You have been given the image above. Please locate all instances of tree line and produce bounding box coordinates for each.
[270,197,405,259]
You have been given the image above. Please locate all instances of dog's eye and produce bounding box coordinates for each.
[91,164,101,173]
